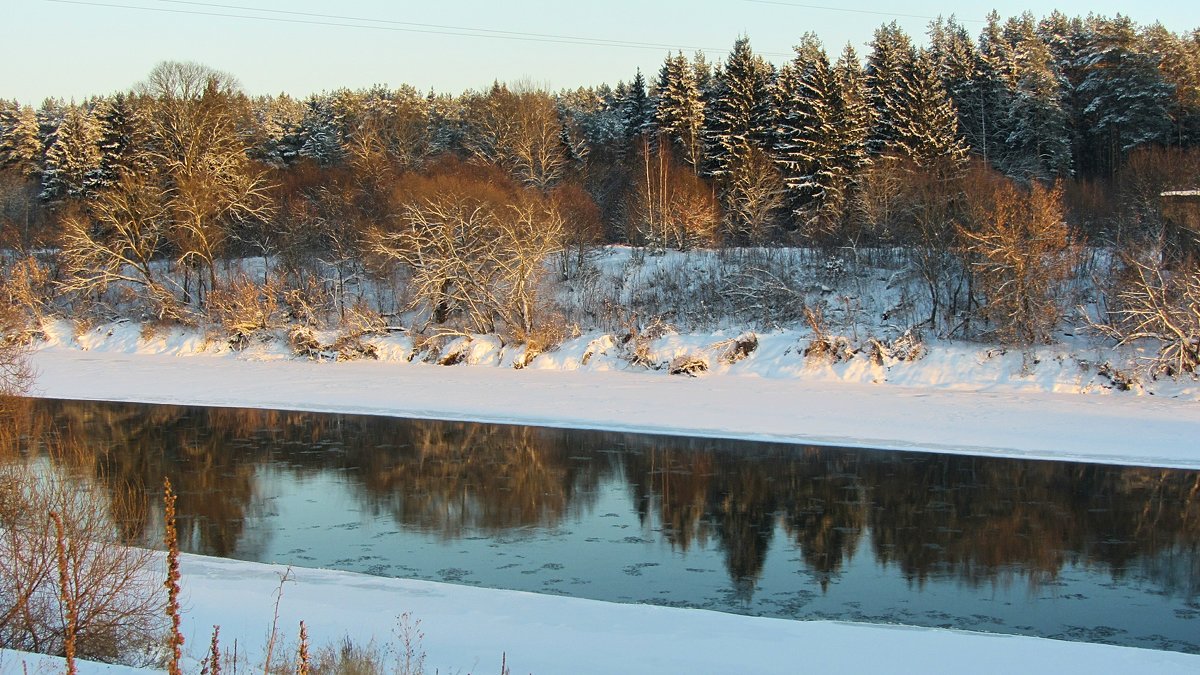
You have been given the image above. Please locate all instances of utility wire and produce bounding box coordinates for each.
[45,0,796,58]
[742,0,985,24]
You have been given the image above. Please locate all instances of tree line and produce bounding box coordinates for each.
[0,12,1198,367]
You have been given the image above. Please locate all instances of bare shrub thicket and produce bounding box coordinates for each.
[627,138,720,251]
[206,275,281,345]
[370,160,566,342]
[1095,257,1200,377]
[0,287,34,406]
[959,180,1074,346]
[0,444,165,665]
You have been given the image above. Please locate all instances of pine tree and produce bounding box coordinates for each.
[891,50,969,172]
[773,35,842,233]
[40,102,103,202]
[865,22,917,155]
[1140,22,1200,147]
[703,36,781,242]
[1001,32,1072,179]
[0,103,44,177]
[653,52,706,168]
[1076,15,1175,177]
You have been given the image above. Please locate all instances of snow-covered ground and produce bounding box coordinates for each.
[27,320,1200,469]
[3,551,1200,675]
[11,305,1200,673]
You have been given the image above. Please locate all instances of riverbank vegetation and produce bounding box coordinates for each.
[1,13,1198,380]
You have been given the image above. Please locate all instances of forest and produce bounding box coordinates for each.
[1,11,1198,376]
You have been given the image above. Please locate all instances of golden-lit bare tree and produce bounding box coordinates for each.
[462,83,569,190]
[139,61,275,302]
[628,137,720,251]
[960,180,1074,345]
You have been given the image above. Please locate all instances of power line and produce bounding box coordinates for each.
[44,0,796,58]
[742,0,985,24]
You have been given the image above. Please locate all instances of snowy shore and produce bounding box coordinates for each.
[9,329,1200,673]
[4,551,1200,675]
[27,324,1200,469]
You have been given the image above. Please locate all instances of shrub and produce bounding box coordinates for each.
[0,446,166,665]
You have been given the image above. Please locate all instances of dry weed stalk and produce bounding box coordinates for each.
[164,477,184,675]
[296,621,310,675]
[262,567,293,675]
[49,512,77,675]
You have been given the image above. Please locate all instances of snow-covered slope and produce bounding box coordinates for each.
[6,552,1200,675]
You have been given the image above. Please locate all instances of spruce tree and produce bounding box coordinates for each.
[865,22,917,155]
[703,36,775,177]
[40,102,103,202]
[703,36,781,242]
[298,93,346,166]
[622,69,652,140]
[0,103,43,178]
[773,34,842,232]
[832,44,872,177]
[653,52,706,168]
[891,50,969,172]
[93,92,154,190]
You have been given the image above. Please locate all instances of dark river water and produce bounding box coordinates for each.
[3,398,1199,653]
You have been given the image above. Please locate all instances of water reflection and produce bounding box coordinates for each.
[3,398,1198,652]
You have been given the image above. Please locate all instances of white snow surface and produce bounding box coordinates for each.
[11,320,1200,672]
[27,319,1200,469]
[5,551,1200,675]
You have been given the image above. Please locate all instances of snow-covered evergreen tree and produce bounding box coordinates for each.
[653,52,706,168]
[1001,31,1072,179]
[0,103,44,178]
[621,69,652,140]
[773,34,842,232]
[251,94,305,167]
[39,102,103,202]
[1076,15,1175,177]
[703,36,775,177]
[928,16,1008,165]
[1140,22,1200,147]
[832,44,872,176]
[703,36,780,242]
[298,93,346,166]
[884,50,969,173]
[865,22,917,155]
[93,92,149,189]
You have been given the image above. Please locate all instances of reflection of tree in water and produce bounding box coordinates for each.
[333,420,608,537]
[776,450,866,590]
[3,399,1200,605]
[5,401,265,559]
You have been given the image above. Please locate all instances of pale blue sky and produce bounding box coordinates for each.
[4,0,1196,104]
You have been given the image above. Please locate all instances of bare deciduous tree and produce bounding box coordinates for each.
[1095,257,1200,377]
[462,83,569,190]
[370,164,564,341]
[628,137,720,251]
[960,180,1074,345]
[140,61,275,301]
[57,172,183,320]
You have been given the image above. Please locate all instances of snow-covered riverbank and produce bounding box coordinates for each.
[10,329,1200,673]
[28,331,1200,469]
[4,551,1200,675]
